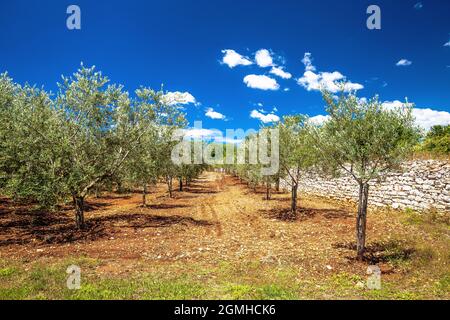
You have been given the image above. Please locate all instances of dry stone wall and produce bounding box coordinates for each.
[280,160,450,212]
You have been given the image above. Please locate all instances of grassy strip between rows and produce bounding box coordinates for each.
[0,256,448,300]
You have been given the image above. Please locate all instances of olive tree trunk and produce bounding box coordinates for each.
[94,186,100,198]
[167,176,173,198]
[265,180,271,200]
[73,195,85,229]
[291,182,298,215]
[179,177,183,191]
[142,183,147,207]
[356,182,370,260]
[117,181,124,194]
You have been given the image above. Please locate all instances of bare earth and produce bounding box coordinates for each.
[0,172,449,299]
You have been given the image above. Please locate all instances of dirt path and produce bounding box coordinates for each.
[141,171,357,272]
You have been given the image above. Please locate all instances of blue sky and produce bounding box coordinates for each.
[1,0,449,135]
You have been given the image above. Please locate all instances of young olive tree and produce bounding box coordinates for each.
[158,124,188,198]
[55,65,151,229]
[278,115,316,216]
[313,91,420,259]
[124,87,187,206]
[236,134,260,191]
[258,126,280,200]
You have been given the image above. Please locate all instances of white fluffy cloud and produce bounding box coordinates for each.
[182,128,242,144]
[308,114,330,126]
[183,128,220,139]
[301,52,316,72]
[205,107,226,120]
[298,70,363,93]
[250,109,280,123]
[414,2,423,10]
[163,91,197,106]
[298,53,363,93]
[243,74,280,90]
[444,41,450,47]
[270,66,292,79]
[382,100,450,130]
[412,108,450,130]
[396,59,412,66]
[214,136,243,144]
[221,48,292,91]
[381,100,413,109]
[221,49,253,68]
[255,49,273,67]
[308,101,450,131]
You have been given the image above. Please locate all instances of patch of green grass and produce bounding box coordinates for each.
[69,284,114,300]
[402,208,450,228]
[255,284,299,300]
[140,277,208,300]
[0,248,449,300]
[223,283,254,299]
[363,287,422,300]
[0,267,16,278]
[402,208,422,225]
[412,247,436,266]
[330,272,363,289]
[435,273,450,293]
[0,257,103,300]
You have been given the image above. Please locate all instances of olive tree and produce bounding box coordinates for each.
[124,87,187,205]
[258,126,280,200]
[278,115,315,216]
[159,125,187,198]
[55,65,152,229]
[0,74,65,208]
[234,134,261,191]
[312,91,420,259]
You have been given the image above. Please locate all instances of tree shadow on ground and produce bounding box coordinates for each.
[95,193,133,199]
[0,207,72,229]
[92,212,214,229]
[84,202,112,212]
[0,218,108,246]
[271,197,290,203]
[0,197,106,245]
[248,188,286,196]
[173,194,199,200]
[183,183,202,188]
[147,203,190,210]
[260,206,351,222]
[333,240,416,265]
[0,207,211,246]
[226,178,250,187]
[184,187,218,194]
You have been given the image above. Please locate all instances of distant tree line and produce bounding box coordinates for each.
[418,125,450,155]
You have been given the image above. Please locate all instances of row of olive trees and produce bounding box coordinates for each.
[226,91,420,260]
[0,65,204,229]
